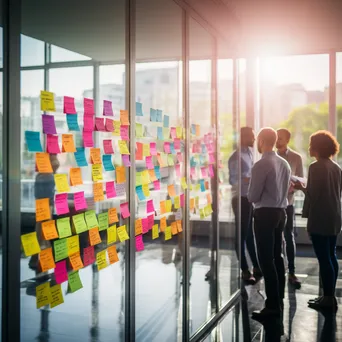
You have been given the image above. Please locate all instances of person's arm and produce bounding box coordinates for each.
[247,161,268,203]
[228,153,238,186]
[296,154,304,178]
[302,164,321,217]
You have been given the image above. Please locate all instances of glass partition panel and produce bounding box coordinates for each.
[0,4,3,335]
[335,52,342,166]
[20,35,45,67]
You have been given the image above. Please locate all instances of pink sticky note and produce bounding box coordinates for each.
[150,142,157,156]
[146,200,155,214]
[84,98,95,115]
[122,154,131,167]
[209,153,215,164]
[192,144,198,153]
[201,167,208,178]
[95,118,106,132]
[190,167,196,178]
[84,115,94,132]
[47,134,61,153]
[103,140,114,154]
[174,138,181,150]
[74,191,87,211]
[142,218,149,234]
[177,152,183,163]
[64,96,77,114]
[146,156,154,170]
[164,142,171,154]
[55,193,69,215]
[180,193,185,207]
[170,127,177,139]
[106,181,117,199]
[120,202,130,219]
[120,125,130,140]
[55,260,68,284]
[208,164,214,178]
[148,214,154,229]
[83,131,94,147]
[153,180,161,190]
[83,246,95,266]
[105,118,114,132]
[135,235,144,252]
[208,143,214,153]
[175,164,181,177]
[103,100,113,116]
[42,114,57,134]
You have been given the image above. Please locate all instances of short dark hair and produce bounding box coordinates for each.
[310,130,340,158]
[277,128,291,140]
[240,126,253,135]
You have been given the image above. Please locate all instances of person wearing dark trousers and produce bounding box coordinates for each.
[248,128,291,321]
[276,128,303,288]
[295,130,341,310]
[229,127,261,285]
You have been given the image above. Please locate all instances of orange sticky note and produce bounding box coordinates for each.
[190,198,195,210]
[207,193,212,204]
[196,125,200,137]
[176,220,183,232]
[89,227,102,246]
[39,247,56,272]
[42,220,59,240]
[108,208,119,224]
[69,168,83,186]
[167,184,176,197]
[36,153,53,173]
[160,201,166,214]
[205,181,209,190]
[36,198,51,222]
[107,245,119,264]
[148,169,157,182]
[93,183,104,202]
[116,166,126,184]
[135,218,143,236]
[136,142,143,160]
[160,216,167,232]
[69,251,84,271]
[62,134,76,152]
[90,148,102,164]
[171,222,178,235]
[120,109,130,125]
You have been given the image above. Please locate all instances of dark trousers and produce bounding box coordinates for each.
[311,234,339,296]
[232,196,259,271]
[284,205,296,274]
[253,208,286,311]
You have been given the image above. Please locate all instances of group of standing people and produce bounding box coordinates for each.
[229,126,341,322]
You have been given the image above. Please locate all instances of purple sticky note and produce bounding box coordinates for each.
[42,114,57,134]
[170,127,177,139]
[84,115,94,132]
[164,142,171,154]
[64,96,77,114]
[83,246,95,266]
[150,143,157,156]
[180,193,185,207]
[74,191,87,211]
[120,125,129,141]
[174,138,181,150]
[84,98,95,116]
[105,118,114,132]
[146,199,155,214]
[106,181,117,199]
[122,154,131,167]
[153,180,160,190]
[146,156,154,170]
[95,118,106,132]
[142,218,149,234]
[135,235,144,252]
[147,214,154,229]
[120,202,130,219]
[175,164,181,177]
[55,260,68,284]
[47,134,61,154]
[208,164,214,178]
[103,100,113,116]
[83,131,94,148]
[55,193,69,215]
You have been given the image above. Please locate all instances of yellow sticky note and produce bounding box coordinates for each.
[176,127,182,138]
[117,225,129,242]
[57,217,72,238]
[167,155,174,166]
[69,251,84,271]
[62,134,76,152]
[93,183,104,202]
[195,196,199,208]
[160,217,167,232]
[72,213,88,234]
[39,247,56,272]
[107,225,117,244]
[36,198,51,222]
[135,219,143,236]
[141,170,150,185]
[54,174,70,193]
[67,235,80,256]
[108,208,119,224]
[113,120,121,136]
[92,164,103,181]
[165,226,172,241]
[21,232,41,257]
[96,250,108,271]
[142,184,150,197]
[167,184,176,197]
[200,208,205,219]
[118,140,130,155]
[174,196,180,209]
[120,109,130,125]
[42,220,59,240]
[40,90,55,112]
[163,128,169,139]
[204,204,213,216]
[89,227,102,246]
[36,153,53,173]
[107,245,119,264]
[50,284,64,309]
[165,199,172,213]
[136,123,144,138]
[116,166,126,184]
[152,224,159,240]
[143,144,150,157]
[190,198,195,210]
[70,168,83,186]
[90,148,102,164]
[136,171,142,186]
[36,282,52,309]
[181,177,188,190]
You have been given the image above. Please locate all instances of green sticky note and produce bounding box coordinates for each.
[72,213,88,234]
[54,238,68,262]
[98,212,109,231]
[85,210,99,229]
[163,128,169,139]
[135,171,142,186]
[135,123,144,138]
[56,217,72,238]
[68,271,83,293]
[167,154,174,166]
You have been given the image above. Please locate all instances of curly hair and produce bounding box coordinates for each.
[309,130,340,158]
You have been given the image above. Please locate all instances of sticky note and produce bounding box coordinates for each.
[163,115,169,128]
[72,213,88,234]
[136,102,143,116]
[167,184,176,197]
[103,140,114,154]
[154,166,161,179]
[153,180,160,191]
[136,123,144,138]
[209,153,215,164]
[69,167,83,186]
[181,177,188,190]
[200,208,205,219]
[67,235,80,256]
[116,182,126,197]
[166,200,172,213]
[164,142,170,154]
[120,110,130,125]
[204,204,213,216]
[163,128,170,139]
[62,134,76,152]
[141,170,150,185]
[36,282,51,309]
[135,219,143,236]
[46,134,61,154]
[54,174,70,193]
[108,245,119,264]
[92,164,103,181]
[160,217,167,232]
[106,181,117,199]
[55,193,69,215]
[174,138,181,150]
[146,200,155,214]
[25,131,43,152]
[152,224,159,239]
[170,127,177,139]
[190,198,195,210]
[157,127,163,140]
[200,179,206,192]
[95,118,106,131]
[180,193,185,207]
[54,260,68,284]
[116,166,126,184]
[85,210,98,229]
[120,202,130,219]
[167,155,174,166]
[83,131,94,148]
[103,155,114,172]
[176,126,183,138]
[113,120,121,136]
[74,147,88,167]
[93,183,104,202]
[142,218,149,234]
[118,140,130,155]
[171,222,178,235]
[42,114,57,134]
[41,220,58,241]
[21,232,41,257]
[83,245,95,266]
[147,143,156,157]
[136,185,145,201]
[150,108,157,122]
[36,153,53,173]
[36,198,51,222]
[90,148,101,164]
[117,225,129,242]
[105,118,114,132]
[147,214,154,229]
[40,90,55,112]
[135,235,144,252]
[89,227,102,246]
[103,100,113,116]
[68,271,83,292]
[143,144,150,157]
[177,152,183,163]
[176,220,183,232]
[160,201,166,215]
[170,143,176,155]
[96,250,108,271]
[108,208,119,224]
[98,212,109,231]
[148,170,157,182]
[107,225,117,244]
[175,208,182,220]
[120,125,129,140]
[64,96,77,114]
[156,109,163,122]
[57,217,72,238]
[175,164,181,178]
[54,238,68,262]
[69,251,84,271]
[50,284,64,308]
[136,143,143,160]
[84,98,95,116]
[165,226,172,241]
[201,167,208,178]
[122,154,131,167]
[74,191,87,212]
[174,196,180,209]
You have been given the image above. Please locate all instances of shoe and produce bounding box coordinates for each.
[308,296,338,311]
[288,274,301,289]
[242,270,256,285]
[252,307,281,321]
[308,296,323,304]
[253,267,263,278]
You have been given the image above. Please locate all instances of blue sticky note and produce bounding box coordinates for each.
[74,147,88,167]
[200,179,205,192]
[201,144,207,153]
[67,114,80,131]
[150,108,157,122]
[136,102,143,116]
[191,124,196,135]
[25,131,43,152]
[154,166,161,180]
[170,143,176,154]
[190,156,197,167]
[136,185,146,201]
[199,154,206,165]
[156,110,163,123]
[103,155,115,171]
[157,127,164,140]
[163,115,169,128]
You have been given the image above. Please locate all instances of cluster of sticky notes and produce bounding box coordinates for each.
[36,282,65,309]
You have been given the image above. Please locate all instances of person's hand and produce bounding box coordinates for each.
[293,180,305,191]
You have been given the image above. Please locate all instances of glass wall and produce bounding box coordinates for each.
[0,0,3,338]
[335,52,342,164]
